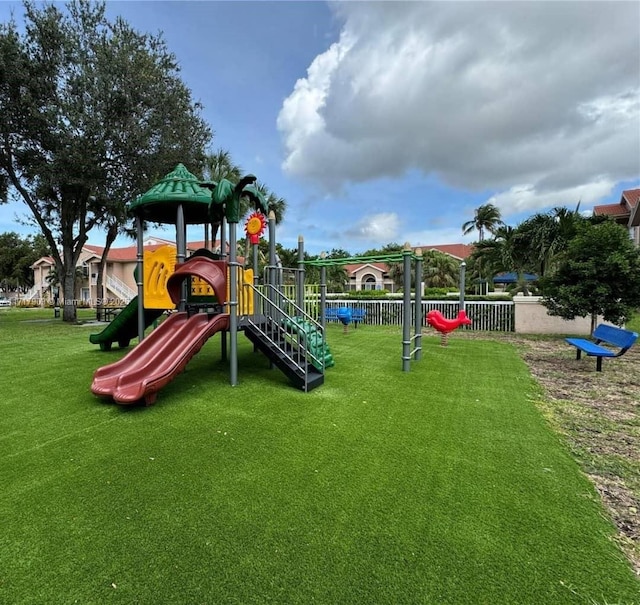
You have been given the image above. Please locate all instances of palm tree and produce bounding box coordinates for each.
[516,205,584,277]
[203,149,243,247]
[241,182,288,265]
[254,181,287,223]
[422,250,459,289]
[462,203,504,241]
[472,226,534,294]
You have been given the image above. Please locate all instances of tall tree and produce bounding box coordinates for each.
[462,203,504,242]
[516,205,584,277]
[0,232,50,290]
[422,250,459,289]
[462,203,504,294]
[0,0,211,321]
[541,220,640,333]
[471,226,534,294]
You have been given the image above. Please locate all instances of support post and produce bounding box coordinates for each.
[402,242,412,372]
[320,253,327,330]
[266,212,277,367]
[459,261,466,311]
[220,218,227,259]
[229,221,238,386]
[176,204,187,312]
[252,240,259,314]
[136,215,145,342]
[268,211,277,296]
[414,248,422,361]
[297,235,304,313]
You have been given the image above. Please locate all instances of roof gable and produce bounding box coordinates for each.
[622,188,640,209]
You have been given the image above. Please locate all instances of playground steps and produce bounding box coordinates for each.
[243,321,324,392]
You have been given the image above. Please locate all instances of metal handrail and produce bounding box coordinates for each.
[106,274,136,302]
[244,283,325,389]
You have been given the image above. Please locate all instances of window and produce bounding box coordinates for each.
[362,274,377,291]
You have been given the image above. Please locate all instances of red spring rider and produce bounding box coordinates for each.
[426,309,471,346]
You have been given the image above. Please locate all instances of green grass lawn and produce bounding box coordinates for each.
[0,308,638,604]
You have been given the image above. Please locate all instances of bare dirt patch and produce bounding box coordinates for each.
[461,331,640,576]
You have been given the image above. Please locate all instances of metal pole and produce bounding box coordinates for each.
[459,261,466,311]
[220,217,227,259]
[268,211,277,294]
[414,248,422,361]
[136,215,145,342]
[229,221,238,386]
[266,211,277,368]
[252,240,259,314]
[176,204,186,312]
[297,235,304,313]
[320,253,327,330]
[402,242,412,372]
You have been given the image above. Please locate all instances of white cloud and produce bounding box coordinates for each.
[404,226,477,248]
[486,179,616,217]
[344,212,400,243]
[278,1,640,208]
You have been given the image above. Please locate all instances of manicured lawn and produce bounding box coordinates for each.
[0,308,638,604]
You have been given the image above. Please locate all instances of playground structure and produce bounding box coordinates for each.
[306,247,425,372]
[90,164,447,405]
[91,164,333,405]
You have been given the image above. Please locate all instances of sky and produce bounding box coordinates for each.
[0,0,639,256]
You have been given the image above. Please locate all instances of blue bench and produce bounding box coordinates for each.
[324,307,367,326]
[325,307,339,322]
[351,308,366,327]
[566,324,638,372]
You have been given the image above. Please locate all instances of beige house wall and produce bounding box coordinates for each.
[513,296,612,335]
[349,266,395,292]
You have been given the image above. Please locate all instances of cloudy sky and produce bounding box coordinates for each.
[1,1,638,255]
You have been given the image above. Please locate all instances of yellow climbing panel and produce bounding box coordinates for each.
[143,245,177,309]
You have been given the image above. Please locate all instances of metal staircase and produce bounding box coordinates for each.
[242,284,327,392]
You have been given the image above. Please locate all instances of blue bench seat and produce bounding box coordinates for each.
[566,324,638,372]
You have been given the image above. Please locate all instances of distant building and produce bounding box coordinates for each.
[28,237,225,306]
[593,188,640,246]
[344,244,473,292]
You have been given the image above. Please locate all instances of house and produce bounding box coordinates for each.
[345,262,394,291]
[593,188,640,246]
[28,237,224,306]
[344,244,473,292]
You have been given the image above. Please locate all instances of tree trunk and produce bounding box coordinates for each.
[62,266,77,322]
[590,312,597,336]
[96,225,118,320]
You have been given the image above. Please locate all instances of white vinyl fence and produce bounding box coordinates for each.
[321,300,514,332]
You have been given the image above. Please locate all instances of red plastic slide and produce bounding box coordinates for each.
[91,312,229,405]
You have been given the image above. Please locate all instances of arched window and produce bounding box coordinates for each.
[361,274,377,291]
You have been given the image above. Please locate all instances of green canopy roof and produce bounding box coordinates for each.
[128,164,213,224]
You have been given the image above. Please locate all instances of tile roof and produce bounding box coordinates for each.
[622,188,640,209]
[82,240,223,262]
[414,243,474,260]
[593,189,640,220]
[593,203,628,217]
